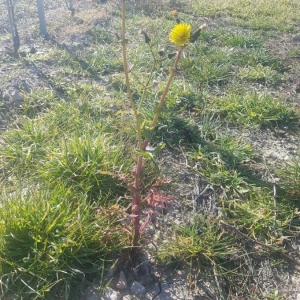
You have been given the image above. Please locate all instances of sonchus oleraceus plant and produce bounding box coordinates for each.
[120,0,207,246]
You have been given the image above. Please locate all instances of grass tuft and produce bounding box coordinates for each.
[39,133,130,201]
[204,92,299,128]
[0,185,127,299]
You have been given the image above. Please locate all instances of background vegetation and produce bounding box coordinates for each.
[0,0,300,299]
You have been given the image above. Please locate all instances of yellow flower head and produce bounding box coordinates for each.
[169,23,191,47]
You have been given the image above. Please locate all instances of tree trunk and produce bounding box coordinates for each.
[5,0,20,57]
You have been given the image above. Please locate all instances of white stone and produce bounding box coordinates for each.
[116,270,127,290]
[130,281,146,295]
[101,287,121,300]
[297,294,300,300]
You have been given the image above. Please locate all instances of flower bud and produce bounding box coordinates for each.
[171,10,178,17]
[158,49,165,56]
[171,10,180,23]
[140,30,151,44]
[152,80,158,92]
[168,52,177,59]
[190,24,207,43]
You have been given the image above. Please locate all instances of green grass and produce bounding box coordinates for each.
[203,91,299,128]
[279,156,300,198]
[39,133,130,200]
[179,33,286,87]
[0,185,128,300]
[0,85,134,298]
[156,215,239,270]
[190,0,300,32]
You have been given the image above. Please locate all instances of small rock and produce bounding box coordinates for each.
[11,91,23,105]
[3,92,10,101]
[109,104,120,112]
[106,258,119,278]
[30,47,37,54]
[115,271,127,290]
[11,79,18,89]
[122,295,132,300]
[293,36,300,42]
[291,276,299,284]
[297,294,300,300]
[161,283,170,290]
[83,287,100,300]
[130,281,146,295]
[20,80,31,92]
[177,290,185,299]
[176,270,187,277]
[101,287,121,300]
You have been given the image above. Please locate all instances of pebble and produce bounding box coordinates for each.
[83,287,100,300]
[297,294,300,300]
[176,270,185,276]
[106,259,119,278]
[20,80,31,92]
[130,281,146,295]
[291,276,299,284]
[3,92,10,101]
[11,79,18,89]
[11,91,23,105]
[109,104,120,112]
[101,287,121,300]
[293,35,300,42]
[115,271,127,290]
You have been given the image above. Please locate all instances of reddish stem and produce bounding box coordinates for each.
[132,155,143,245]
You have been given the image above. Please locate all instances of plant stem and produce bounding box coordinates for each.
[151,47,183,128]
[121,0,142,151]
[121,1,184,244]
[132,155,143,245]
[121,0,143,246]
[141,47,183,152]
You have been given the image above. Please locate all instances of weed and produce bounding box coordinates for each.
[119,4,207,245]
